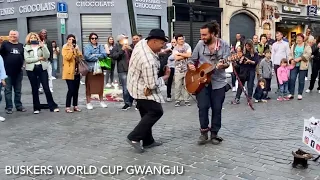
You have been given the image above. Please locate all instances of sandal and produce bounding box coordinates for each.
[73,106,81,112]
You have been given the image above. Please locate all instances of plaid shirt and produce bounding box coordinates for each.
[127,40,165,103]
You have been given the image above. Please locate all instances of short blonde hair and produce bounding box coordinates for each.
[25,32,40,44]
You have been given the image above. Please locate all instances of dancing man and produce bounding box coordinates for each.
[126,29,170,153]
[188,21,230,145]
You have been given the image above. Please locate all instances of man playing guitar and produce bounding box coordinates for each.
[188,21,231,145]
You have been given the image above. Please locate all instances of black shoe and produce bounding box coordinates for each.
[198,131,208,145]
[211,134,223,145]
[121,104,131,111]
[17,107,27,112]
[126,139,144,153]
[143,141,163,149]
[6,109,13,114]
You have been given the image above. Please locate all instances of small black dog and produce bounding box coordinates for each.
[292,149,313,168]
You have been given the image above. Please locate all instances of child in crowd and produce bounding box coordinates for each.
[0,55,6,121]
[253,78,268,103]
[258,49,272,99]
[277,58,294,101]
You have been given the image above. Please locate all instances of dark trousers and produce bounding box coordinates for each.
[236,70,255,99]
[66,74,81,107]
[105,63,115,84]
[119,72,134,106]
[265,78,271,92]
[274,65,280,89]
[27,65,58,111]
[127,99,163,146]
[166,67,175,98]
[196,84,226,135]
[289,67,307,95]
[231,72,236,87]
[308,61,320,90]
[4,71,23,110]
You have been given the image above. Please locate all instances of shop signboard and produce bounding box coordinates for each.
[282,5,301,14]
[307,5,317,16]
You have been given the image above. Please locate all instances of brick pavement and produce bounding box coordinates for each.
[0,78,319,180]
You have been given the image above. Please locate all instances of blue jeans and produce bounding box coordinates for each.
[196,84,226,135]
[279,81,289,97]
[52,58,58,77]
[289,67,307,95]
[236,70,255,99]
[5,71,23,110]
[118,72,134,106]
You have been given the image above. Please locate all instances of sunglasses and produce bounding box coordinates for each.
[91,37,98,40]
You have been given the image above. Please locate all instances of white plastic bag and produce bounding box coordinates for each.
[93,61,102,75]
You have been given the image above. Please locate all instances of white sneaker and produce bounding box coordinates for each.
[106,83,112,88]
[305,89,311,93]
[100,102,108,108]
[38,88,43,93]
[232,87,236,92]
[86,103,93,110]
[305,77,308,81]
[316,78,319,81]
[80,81,85,85]
[51,77,56,80]
[166,97,172,102]
[34,110,40,114]
[297,95,303,100]
[50,88,53,93]
[318,90,320,94]
[0,116,5,122]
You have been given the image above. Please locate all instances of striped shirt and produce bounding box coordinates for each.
[127,39,165,103]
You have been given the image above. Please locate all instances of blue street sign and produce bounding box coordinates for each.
[57,2,68,13]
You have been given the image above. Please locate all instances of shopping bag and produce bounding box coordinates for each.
[302,117,320,155]
[78,60,89,76]
[93,61,103,75]
[99,57,112,70]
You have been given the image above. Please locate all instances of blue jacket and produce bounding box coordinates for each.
[83,43,107,72]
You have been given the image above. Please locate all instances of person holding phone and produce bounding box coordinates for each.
[62,34,83,113]
[24,32,59,114]
[109,34,133,111]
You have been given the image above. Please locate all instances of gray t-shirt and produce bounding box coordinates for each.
[189,39,230,90]
[173,43,192,73]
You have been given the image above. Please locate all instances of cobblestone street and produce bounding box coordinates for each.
[0,78,319,180]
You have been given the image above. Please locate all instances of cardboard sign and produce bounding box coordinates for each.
[302,117,320,154]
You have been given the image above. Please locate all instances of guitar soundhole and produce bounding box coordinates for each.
[200,71,205,77]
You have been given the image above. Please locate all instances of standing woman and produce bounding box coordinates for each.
[24,32,59,114]
[51,41,60,78]
[62,34,83,113]
[166,38,176,101]
[104,36,115,88]
[288,33,312,100]
[83,32,108,110]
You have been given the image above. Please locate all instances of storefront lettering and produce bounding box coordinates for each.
[283,5,301,13]
[0,7,14,16]
[19,2,55,13]
[76,0,114,7]
[135,0,162,10]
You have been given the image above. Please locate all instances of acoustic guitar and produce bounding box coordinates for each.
[185,53,240,94]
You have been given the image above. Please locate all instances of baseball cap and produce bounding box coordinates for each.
[116,34,128,42]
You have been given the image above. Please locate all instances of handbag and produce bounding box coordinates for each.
[98,44,112,70]
[78,59,89,76]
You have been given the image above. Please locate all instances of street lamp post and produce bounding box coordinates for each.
[188,0,195,49]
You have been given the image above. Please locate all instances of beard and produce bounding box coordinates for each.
[204,36,213,45]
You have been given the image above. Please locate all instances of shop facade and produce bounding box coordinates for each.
[275,3,310,46]
[172,0,222,48]
[0,0,168,49]
[0,0,167,75]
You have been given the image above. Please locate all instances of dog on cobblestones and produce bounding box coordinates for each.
[292,149,313,168]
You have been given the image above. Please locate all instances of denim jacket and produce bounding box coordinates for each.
[83,43,107,72]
